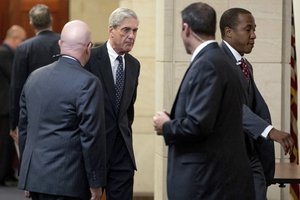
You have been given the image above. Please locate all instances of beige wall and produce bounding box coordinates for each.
[69,0,119,43]
[69,0,299,199]
[119,0,156,195]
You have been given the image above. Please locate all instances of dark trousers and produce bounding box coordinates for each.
[246,136,267,200]
[249,155,267,200]
[31,192,84,200]
[0,116,17,183]
[106,133,134,200]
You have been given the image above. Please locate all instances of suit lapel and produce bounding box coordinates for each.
[220,41,254,79]
[220,42,237,63]
[170,43,216,117]
[118,55,137,115]
[94,44,138,116]
[97,45,117,111]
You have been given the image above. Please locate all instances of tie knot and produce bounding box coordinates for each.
[117,55,123,63]
[238,58,250,79]
[239,58,246,63]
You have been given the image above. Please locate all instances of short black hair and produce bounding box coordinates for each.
[181,2,216,37]
[219,8,252,37]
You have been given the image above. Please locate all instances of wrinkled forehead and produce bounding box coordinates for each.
[116,17,139,28]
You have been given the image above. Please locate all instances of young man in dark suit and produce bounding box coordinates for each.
[153,2,254,199]
[10,4,60,142]
[219,8,294,200]
[86,7,140,200]
[18,20,105,200]
[0,25,26,186]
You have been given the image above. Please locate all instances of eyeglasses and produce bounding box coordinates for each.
[87,41,94,48]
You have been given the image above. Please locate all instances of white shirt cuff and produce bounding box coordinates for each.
[261,125,273,138]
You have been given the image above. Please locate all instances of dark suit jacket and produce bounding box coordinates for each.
[220,41,275,186]
[10,30,60,130]
[0,44,14,116]
[86,42,140,169]
[163,42,254,200]
[18,57,106,199]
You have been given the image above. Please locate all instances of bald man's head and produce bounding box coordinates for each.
[4,25,26,50]
[59,20,92,66]
[60,20,91,52]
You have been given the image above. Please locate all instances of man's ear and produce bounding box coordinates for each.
[224,27,232,38]
[182,23,190,36]
[108,26,114,34]
[58,39,62,47]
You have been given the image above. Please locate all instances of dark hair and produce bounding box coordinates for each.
[219,8,252,37]
[181,2,216,37]
[29,4,52,30]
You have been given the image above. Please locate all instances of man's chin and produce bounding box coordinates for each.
[244,48,253,54]
[123,47,133,53]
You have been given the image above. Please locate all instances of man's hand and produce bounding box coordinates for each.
[153,111,170,135]
[10,129,18,144]
[24,190,31,198]
[90,187,103,200]
[268,128,294,155]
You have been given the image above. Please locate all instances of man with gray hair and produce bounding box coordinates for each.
[86,7,140,200]
[18,20,106,200]
[10,4,60,143]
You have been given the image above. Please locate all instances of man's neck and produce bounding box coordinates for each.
[35,28,52,35]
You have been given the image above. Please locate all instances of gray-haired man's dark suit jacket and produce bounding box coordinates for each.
[86,43,140,199]
[86,43,140,170]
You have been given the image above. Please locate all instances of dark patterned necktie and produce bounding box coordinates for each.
[239,58,250,80]
[115,55,124,111]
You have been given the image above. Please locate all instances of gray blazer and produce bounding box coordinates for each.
[18,57,106,199]
[163,43,254,200]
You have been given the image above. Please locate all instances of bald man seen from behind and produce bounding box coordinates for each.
[17,20,106,200]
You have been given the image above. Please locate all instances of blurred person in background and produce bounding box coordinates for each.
[0,25,26,186]
[10,4,60,145]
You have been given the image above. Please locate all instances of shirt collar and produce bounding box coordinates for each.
[107,40,124,63]
[191,40,217,62]
[36,29,52,36]
[223,40,243,64]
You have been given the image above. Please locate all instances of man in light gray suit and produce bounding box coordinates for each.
[18,20,106,200]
